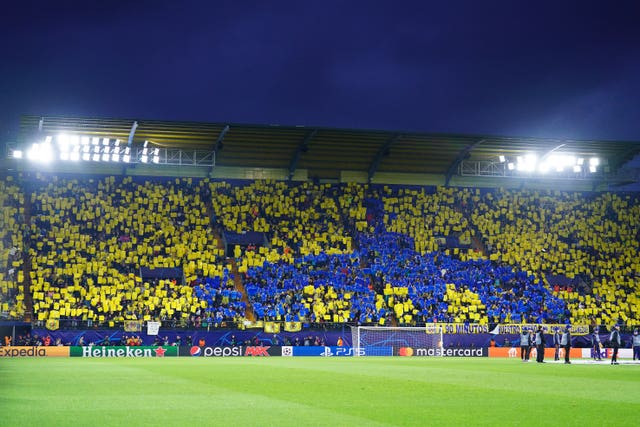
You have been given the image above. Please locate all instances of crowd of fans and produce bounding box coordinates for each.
[0,177,25,320]
[469,189,640,325]
[1,173,638,329]
[27,175,227,327]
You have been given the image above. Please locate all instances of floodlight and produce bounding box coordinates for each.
[142,148,148,155]
[58,139,70,152]
[124,147,130,154]
[573,165,581,173]
[589,165,597,173]
[92,153,100,161]
[115,140,121,147]
[93,146,100,154]
[44,135,53,144]
[60,152,69,161]
[523,154,537,172]
[577,157,585,165]
[58,134,70,144]
[28,142,53,163]
[70,152,80,161]
[88,137,97,145]
[517,156,523,164]
[73,136,82,146]
[141,155,148,163]
[111,153,120,162]
[499,155,506,163]
[123,154,131,163]
[538,163,550,173]
[102,153,110,162]
[27,144,38,160]
[152,155,160,164]
[102,138,110,145]
[13,150,23,159]
[590,157,599,166]
[83,145,90,153]
[154,148,159,155]
[144,141,149,147]
[507,162,515,170]
[82,153,90,161]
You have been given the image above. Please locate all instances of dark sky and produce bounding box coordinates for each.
[2,0,639,142]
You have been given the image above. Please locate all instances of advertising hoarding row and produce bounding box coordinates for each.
[2,345,634,359]
[0,345,487,358]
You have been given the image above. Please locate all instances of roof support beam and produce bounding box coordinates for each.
[127,121,139,148]
[368,134,401,183]
[445,139,485,186]
[214,125,230,153]
[288,129,317,180]
[122,121,138,174]
[210,125,229,174]
[539,142,567,163]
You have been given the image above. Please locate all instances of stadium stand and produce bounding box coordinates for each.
[0,176,25,320]
[470,189,640,326]
[209,180,353,260]
[27,175,234,328]
[2,172,637,329]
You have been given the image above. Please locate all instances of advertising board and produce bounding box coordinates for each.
[70,346,177,357]
[0,346,70,357]
[395,347,488,357]
[180,346,281,357]
[488,347,583,358]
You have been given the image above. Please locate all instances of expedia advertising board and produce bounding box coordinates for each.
[180,346,282,357]
[0,346,70,358]
[395,347,488,357]
[70,346,177,357]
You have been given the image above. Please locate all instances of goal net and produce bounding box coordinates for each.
[351,326,444,357]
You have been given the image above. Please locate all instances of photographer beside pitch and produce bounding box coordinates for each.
[591,327,603,361]
[560,325,572,364]
[535,325,546,363]
[609,324,621,365]
[633,329,640,362]
[553,327,561,361]
[520,327,530,362]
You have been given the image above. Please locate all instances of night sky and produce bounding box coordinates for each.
[2,0,639,143]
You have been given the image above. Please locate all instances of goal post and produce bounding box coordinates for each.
[351,325,444,357]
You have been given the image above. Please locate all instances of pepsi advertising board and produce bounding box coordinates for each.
[180,346,282,357]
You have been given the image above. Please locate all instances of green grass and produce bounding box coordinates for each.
[1,358,638,426]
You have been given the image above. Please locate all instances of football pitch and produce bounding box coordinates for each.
[1,357,638,426]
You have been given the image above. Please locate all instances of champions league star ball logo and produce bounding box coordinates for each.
[190,346,202,357]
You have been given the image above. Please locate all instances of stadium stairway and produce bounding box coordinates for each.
[205,201,256,322]
[471,235,488,257]
[458,202,489,257]
[229,259,255,321]
[20,180,33,322]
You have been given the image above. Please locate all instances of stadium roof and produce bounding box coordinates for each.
[18,115,640,181]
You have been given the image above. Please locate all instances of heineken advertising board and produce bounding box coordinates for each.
[70,346,177,357]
